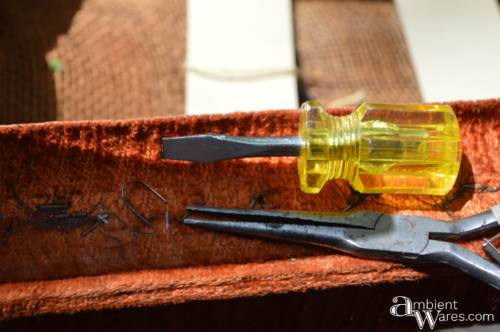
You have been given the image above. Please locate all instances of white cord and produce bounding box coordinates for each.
[183,63,298,81]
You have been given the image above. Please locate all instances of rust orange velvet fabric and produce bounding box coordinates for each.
[1,99,500,320]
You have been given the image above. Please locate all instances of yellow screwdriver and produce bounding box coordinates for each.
[162,102,462,195]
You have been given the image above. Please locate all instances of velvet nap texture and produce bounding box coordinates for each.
[1,99,500,322]
[3,274,500,332]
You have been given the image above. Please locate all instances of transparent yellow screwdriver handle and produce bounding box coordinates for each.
[298,102,462,194]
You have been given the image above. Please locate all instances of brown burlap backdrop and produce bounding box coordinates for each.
[0,0,421,125]
[0,0,186,124]
[295,0,421,105]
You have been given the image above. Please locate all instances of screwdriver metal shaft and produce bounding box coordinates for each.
[162,134,300,163]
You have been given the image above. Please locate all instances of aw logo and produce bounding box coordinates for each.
[390,296,445,330]
[390,296,493,329]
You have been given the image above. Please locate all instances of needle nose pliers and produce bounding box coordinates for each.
[184,205,500,289]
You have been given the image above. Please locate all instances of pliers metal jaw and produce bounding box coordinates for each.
[184,206,500,289]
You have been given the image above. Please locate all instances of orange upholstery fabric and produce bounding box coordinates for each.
[1,99,500,320]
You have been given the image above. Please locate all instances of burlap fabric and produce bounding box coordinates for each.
[0,0,186,124]
[1,0,420,125]
[295,0,421,105]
